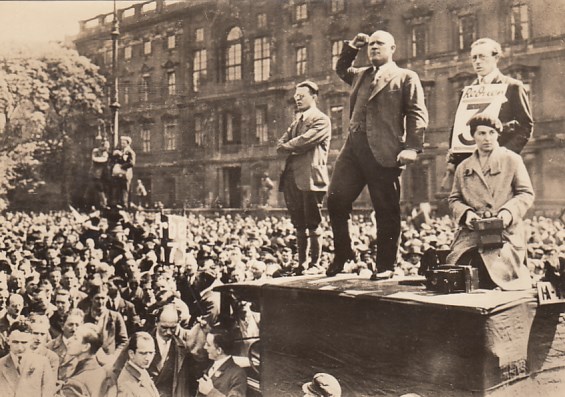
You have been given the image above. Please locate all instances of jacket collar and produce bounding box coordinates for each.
[463,146,504,178]
[369,62,400,101]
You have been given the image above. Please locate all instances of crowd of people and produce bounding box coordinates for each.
[0,203,562,395]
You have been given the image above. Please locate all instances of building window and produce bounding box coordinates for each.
[141,128,151,152]
[195,28,204,42]
[255,106,268,143]
[295,3,308,22]
[193,49,207,92]
[511,3,529,41]
[167,34,176,49]
[140,75,150,102]
[458,15,476,51]
[222,112,241,144]
[123,85,129,105]
[257,13,267,28]
[124,45,132,60]
[195,115,203,147]
[226,27,243,82]
[143,40,152,55]
[331,40,343,70]
[254,37,270,82]
[411,24,427,58]
[296,46,307,75]
[330,105,344,136]
[164,121,177,151]
[167,71,176,96]
[330,0,345,14]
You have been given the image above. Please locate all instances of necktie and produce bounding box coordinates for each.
[16,356,21,374]
[370,66,380,89]
[293,114,304,138]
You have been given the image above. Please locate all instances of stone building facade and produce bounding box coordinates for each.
[74,0,565,212]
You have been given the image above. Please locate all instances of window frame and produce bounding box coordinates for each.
[253,37,271,82]
[163,121,177,151]
[193,49,207,92]
[295,46,307,76]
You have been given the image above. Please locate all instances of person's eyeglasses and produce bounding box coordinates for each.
[470,54,492,61]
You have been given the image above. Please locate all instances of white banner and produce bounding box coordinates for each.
[451,84,508,154]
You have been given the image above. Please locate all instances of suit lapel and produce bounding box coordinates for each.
[369,63,399,101]
[464,154,491,193]
[350,67,374,116]
[1,356,18,391]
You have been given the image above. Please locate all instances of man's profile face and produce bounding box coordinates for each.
[294,86,315,112]
[367,31,395,66]
[8,330,31,358]
[129,338,156,369]
[66,327,88,357]
[470,43,498,77]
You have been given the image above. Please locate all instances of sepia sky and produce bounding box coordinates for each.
[0,1,141,43]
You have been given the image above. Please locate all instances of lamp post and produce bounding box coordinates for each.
[110,0,120,149]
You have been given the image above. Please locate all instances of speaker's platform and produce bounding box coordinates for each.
[252,274,565,396]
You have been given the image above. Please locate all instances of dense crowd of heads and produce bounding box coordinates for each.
[0,208,562,394]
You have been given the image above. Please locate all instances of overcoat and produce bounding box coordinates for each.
[278,106,331,192]
[447,147,534,290]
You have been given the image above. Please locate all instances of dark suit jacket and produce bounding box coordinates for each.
[107,296,141,335]
[84,309,128,355]
[336,43,428,167]
[478,71,533,153]
[197,357,247,397]
[277,106,332,192]
[449,70,533,166]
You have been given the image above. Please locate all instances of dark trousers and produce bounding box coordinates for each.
[85,178,107,209]
[282,167,325,232]
[327,132,401,272]
[110,177,130,208]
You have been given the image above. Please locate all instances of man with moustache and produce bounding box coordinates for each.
[327,30,428,279]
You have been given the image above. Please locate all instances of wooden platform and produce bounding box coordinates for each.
[250,274,565,396]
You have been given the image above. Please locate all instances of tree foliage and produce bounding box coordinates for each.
[0,41,106,210]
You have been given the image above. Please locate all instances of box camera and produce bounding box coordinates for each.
[425,265,479,294]
[472,216,504,250]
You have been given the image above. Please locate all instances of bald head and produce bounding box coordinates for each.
[157,304,179,340]
[368,30,396,66]
[370,30,395,45]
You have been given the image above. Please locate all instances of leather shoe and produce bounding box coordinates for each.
[326,254,354,277]
[370,270,394,281]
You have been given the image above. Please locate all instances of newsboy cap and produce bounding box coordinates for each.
[297,80,319,94]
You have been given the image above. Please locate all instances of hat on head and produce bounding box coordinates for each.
[302,373,341,397]
[297,80,319,95]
